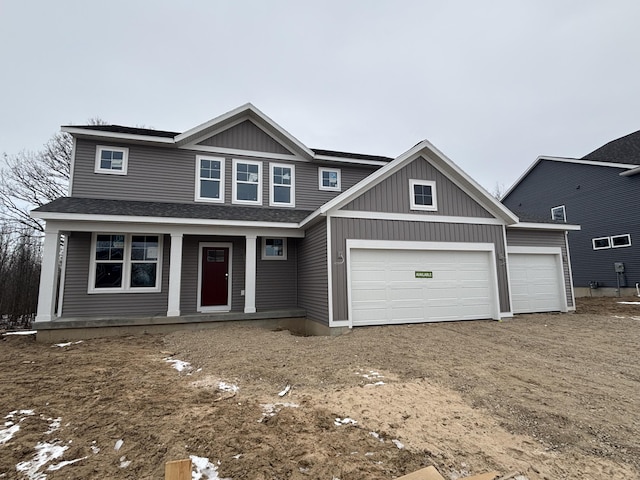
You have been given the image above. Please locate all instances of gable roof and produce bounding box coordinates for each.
[301,139,519,226]
[582,129,640,165]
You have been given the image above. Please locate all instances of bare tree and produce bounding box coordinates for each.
[491,181,507,200]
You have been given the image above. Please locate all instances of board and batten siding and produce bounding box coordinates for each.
[343,156,493,218]
[297,220,329,325]
[256,238,298,309]
[61,232,169,317]
[71,140,377,211]
[197,120,293,155]
[330,217,510,321]
[506,229,574,308]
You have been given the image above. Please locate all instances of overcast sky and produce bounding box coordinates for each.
[1,1,639,193]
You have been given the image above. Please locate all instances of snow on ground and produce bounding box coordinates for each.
[355,369,386,386]
[165,357,193,372]
[334,417,357,426]
[53,341,83,348]
[2,331,37,336]
[617,301,640,304]
[259,402,299,422]
[191,455,229,480]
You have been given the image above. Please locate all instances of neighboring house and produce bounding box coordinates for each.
[502,130,640,297]
[32,104,579,341]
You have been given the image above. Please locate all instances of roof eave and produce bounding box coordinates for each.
[508,222,581,231]
[61,127,176,145]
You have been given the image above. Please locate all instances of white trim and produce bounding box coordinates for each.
[197,242,233,313]
[269,162,295,207]
[35,229,61,322]
[94,145,129,175]
[592,236,611,250]
[500,311,514,318]
[564,231,576,311]
[508,222,581,231]
[507,246,562,255]
[329,209,505,225]
[56,233,68,317]
[620,165,640,176]
[327,216,334,326]
[261,237,287,260]
[68,137,76,196]
[62,126,175,144]
[186,144,302,162]
[409,179,437,211]
[195,155,225,203]
[244,235,257,313]
[551,205,566,222]
[318,167,342,191]
[501,224,512,317]
[314,154,388,166]
[330,320,349,327]
[345,239,501,327]
[87,233,163,293]
[167,233,183,317]
[232,159,263,205]
[611,233,632,248]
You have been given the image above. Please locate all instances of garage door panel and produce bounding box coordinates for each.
[508,253,563,314]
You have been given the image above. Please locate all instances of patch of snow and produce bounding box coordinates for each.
[114,439,124,451]
[278,384,291,397]
[90,442,100,454]
[364,381,385,387]
[369,432,384,442]
[45,417,61,434]
[47,456,87,471]
[391,439,404,449]
[259,402,299,422]
[365,452,375,456]
[165,358,192,372]
[2,410,36,445]
[119,456,131,468]
[191,455,229,480]
[0,423,20,445]
[53,341,83,348]
[334,417,357,426]
[618,301,640,305]
[232,454,242,459]
[16,441,69,480]
[3,330,37,336]
[218,382,239,393]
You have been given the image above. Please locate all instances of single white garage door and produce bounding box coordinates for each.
[508,253,563,314]
[350,248,496,326]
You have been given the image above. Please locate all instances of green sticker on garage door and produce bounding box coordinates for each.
[415,271,433,278]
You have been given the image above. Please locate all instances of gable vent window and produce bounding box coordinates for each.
[95,146,128,175]
[196,156,225,203]
[270,163,295,207]
[409,179,437,211]
[233,159,262,205]
[551,205,566,222]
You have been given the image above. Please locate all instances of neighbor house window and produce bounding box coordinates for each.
[319,167,341,191]
[196,156,225,202]
[95,146,128,175]
[611,234,632,248]
[409,179,437,211]
[262,237,287,260]
[233,159,262,205]
[270,163,294,207]
[90,233,162,292]
[551,205,566,222]
[592,237,611,250]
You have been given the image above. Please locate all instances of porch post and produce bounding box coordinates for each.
[167,233,183,317]
[35,228,61,323]
[244,234,257,313]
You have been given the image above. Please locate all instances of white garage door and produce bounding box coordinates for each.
[349,248,496,326]
[508,253,563,314]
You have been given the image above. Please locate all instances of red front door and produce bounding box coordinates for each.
[201,246,229,307]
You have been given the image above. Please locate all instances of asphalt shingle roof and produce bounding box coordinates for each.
[34,197,313,224]
[582,129,640,165]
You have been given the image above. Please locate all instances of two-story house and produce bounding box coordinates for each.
[32,104,579,341]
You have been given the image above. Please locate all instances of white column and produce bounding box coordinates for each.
[167,233,183,317]
[244,234,257,313]
[35,228,61,323]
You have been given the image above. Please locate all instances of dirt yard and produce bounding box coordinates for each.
[1,297,639,480]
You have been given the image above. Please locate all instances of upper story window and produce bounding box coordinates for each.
[262,237,287,260]
[196,156,225,203]
[89,233,162,293]
[233,159,262,205]
[95,146,128,175]
[611,234,632,248]
[551,205,566,222]
[319,167,341,191]
[270,163,295,207]
[409,179,437,211]
[592,237,610,250]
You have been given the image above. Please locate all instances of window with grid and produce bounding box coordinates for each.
[270,163,294,206]
[196,156,224,202]
[233,160,262,204]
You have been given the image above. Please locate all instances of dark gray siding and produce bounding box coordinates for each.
[198,120,293,155]
[506,229,574,308]
[62,232,169,317]
[503,160,640,288]
[256,238,298,309]
[297,220,329,324]
[180,236,245,314]
[71,139,378,211]
[330,218,510,321]
[343,156,493,218]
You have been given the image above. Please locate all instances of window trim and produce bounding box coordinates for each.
[611,234,632,248]
[269,162,295,207]
[195,155,225,203]
[551,205,566,222]
[261,237,287,260]
[592,236,611,250]
[318,167,341,192]
[94,146,129,175]
[232,159,262,205]
[88,233,163,293]
[409,179,437,211]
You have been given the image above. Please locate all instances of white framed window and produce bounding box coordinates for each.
[89,233,162,293]
[319,167,341,191]
[262,237,287,260]
[551,205,566,222]
[409,179,437,211]
[196,156,225,203]
[611,234,632,248]
[592,237,611,250]
[232,159,262,205]
[95,146,128,175]
[269,163,295,207]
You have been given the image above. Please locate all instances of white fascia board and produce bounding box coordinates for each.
[620,165,640,176]
[329,209,505,225]
[61,127,175,144]
[186,144,303,162]
[313,154,389,166]
[508,222,581,231]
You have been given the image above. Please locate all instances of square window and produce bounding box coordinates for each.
[270,163,294,206]
[233,160,262,205]
[551,206,566,222]
[318,167,341,191]
[262,238,287,260]
[196,156,224,202]
[95,146,128,175]
[409,179,437,211]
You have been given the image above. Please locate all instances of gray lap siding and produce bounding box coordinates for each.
[330,218,510,321]
[297,220,329,325]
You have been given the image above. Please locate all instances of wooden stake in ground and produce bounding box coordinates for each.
[165,458,191,480]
